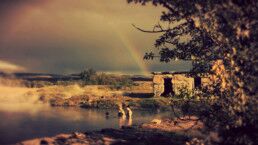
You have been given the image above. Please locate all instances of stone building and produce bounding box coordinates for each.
[152,72,205,97]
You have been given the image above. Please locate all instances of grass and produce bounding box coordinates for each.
[1,77,173,110]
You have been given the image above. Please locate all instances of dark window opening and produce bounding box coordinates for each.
[194,77,202,88]
[162,78,174,96]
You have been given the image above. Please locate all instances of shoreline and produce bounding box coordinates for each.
[18,117,208,145]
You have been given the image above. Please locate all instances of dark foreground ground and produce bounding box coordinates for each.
[18,117,218,145]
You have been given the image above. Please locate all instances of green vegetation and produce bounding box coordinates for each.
[80,68,135,89]
[80,68,97,84]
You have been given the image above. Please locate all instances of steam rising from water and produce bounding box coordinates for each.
[0,84,48,113]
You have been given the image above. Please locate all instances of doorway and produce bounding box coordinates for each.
[194,77,202,88]
[162,78,173,96]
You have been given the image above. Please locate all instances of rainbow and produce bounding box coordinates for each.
[111,27,150,75]
[95,1,150,75]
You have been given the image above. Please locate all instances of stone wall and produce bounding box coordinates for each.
[153,75,165,97]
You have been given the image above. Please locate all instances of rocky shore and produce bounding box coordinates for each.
[18,117,214,145]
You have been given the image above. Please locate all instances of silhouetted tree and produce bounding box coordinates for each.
[128,0,258,144]
[80,68,97,84]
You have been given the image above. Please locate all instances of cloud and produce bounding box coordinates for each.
[0,60,26,73]
[0,0,191,74]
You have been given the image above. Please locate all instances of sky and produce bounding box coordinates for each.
[0,0,191,75]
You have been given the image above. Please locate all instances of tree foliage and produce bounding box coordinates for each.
[80,68,97,84]
[128,0,258,144]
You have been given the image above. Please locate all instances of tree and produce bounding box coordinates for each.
[127,0,258,144]
[80,68,97,84]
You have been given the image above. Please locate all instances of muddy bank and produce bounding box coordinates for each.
[18,117,209,145]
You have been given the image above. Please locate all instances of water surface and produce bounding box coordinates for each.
[0,107,173,145]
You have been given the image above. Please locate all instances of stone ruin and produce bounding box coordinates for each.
[152,72,207,97]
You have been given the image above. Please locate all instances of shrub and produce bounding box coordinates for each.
[80,69,135,89]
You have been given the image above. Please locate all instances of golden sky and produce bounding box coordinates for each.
[0,0,191,74]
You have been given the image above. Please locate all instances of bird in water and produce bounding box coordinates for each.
[118,103,126,118]
[126,106,133,126]
[126,106,132,118]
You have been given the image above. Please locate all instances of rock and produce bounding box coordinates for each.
[19,137,54,145]
[102,137,116,144]
[55,134,71,139]
[153,75,164,84]
[19,139,41,145]
[185,138,205,145]
[72,132,86,140]
[151,119,162,124]
[153,84,164,97]
[40,140,48,145]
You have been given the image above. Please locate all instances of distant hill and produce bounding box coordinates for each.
[0,72,153,82]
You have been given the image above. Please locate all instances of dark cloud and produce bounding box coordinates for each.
[0,0,191,74]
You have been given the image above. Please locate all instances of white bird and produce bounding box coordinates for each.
[118,104,126,118]
[126,107,132,119]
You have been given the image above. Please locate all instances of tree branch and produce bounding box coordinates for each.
[132,24,168,33]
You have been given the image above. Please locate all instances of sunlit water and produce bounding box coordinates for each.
[0,107,173,145]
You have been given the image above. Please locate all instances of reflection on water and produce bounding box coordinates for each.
[0,107,173,145]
